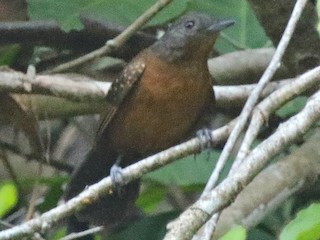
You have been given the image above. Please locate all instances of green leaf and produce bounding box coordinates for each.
[38,180,64,213]
[248,228,274,240]
[0,45,21,66]
[136,184,167,213]
[279,203,320,240]
[28,1,267,54]
[0,182,18,217]
[144,150,224,186]
[108,211,179,240]
[28,0,188,32]
[276,97,307,118]
[47,227,66,240]
[220,225,246,240]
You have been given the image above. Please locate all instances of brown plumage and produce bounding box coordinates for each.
[65,12,234,238]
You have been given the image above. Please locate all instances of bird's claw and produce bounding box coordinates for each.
[196,128,214,151]
[110,161,125,196]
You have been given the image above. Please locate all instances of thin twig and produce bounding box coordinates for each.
[192,213,220,240]
[0,220,14,229]
[60,226,103,240]
[44,0,173,74]
[24,163,43,221]
[202,0,309,194]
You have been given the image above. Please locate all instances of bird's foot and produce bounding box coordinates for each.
[196,128,214,151]
[110,157,125,196]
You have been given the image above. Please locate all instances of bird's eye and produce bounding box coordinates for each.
[185,20,195,29]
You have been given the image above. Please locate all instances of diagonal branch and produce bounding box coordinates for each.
[164,89,320,240]
[0,120,234,240]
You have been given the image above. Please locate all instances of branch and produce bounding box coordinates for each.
[60,226,103,240]
[209,48,289,85]
[0,120,234,239]
[214,79,291,109]
[0,71,109,102]
[164,89,320,240]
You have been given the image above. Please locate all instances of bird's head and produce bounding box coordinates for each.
[152,13,235,62]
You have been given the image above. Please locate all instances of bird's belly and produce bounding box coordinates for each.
[108,79,212,155]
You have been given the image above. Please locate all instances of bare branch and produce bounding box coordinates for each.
[214,79,292,109]
[0,71,109,102]
[164,89,320,240]
[60,226,103,240]
[209,48,289,85]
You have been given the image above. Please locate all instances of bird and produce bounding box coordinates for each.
[64,12,234,238]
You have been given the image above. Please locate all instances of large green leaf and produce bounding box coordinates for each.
[279,203,320,240]
[144,150,230,187]
[28,0,188,32]
[28,0,267,55]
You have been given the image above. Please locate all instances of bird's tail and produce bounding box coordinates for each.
[64,144,141,239]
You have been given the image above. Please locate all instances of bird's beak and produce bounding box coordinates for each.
[208,19,235,32]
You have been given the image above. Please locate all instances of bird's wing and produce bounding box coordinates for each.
[96,61,146,139]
